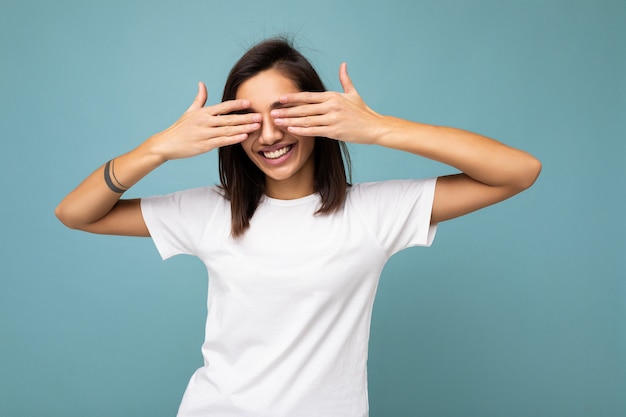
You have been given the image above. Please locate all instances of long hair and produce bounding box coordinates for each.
[219,38,351,237]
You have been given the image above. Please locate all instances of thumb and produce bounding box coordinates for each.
[339,62,356,94]
[186,82,208,112]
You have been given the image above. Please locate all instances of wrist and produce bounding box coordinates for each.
[138,133,171,165]
[371,115,402,147]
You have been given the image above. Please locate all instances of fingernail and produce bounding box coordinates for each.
[270,110,279,117]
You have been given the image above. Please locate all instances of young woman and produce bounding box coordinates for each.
[56,39,541,416]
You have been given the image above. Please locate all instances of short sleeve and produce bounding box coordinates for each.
[140,187,225,260]
[349,178,438,257]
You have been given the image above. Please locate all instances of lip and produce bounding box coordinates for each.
[257,142,295,153]
[257,143,296,165]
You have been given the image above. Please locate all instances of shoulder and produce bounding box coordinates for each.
[141,185,229,218]
[347,178,437,202]
[347,179,439,251]
[143,185,226,204]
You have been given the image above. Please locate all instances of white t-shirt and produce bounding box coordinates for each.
[141,179,438,417]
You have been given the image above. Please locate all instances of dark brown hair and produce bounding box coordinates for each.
[219,38,351,237]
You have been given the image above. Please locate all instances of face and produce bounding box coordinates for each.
[236,69,315,199]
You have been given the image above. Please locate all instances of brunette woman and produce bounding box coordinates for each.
[56,38,541,417]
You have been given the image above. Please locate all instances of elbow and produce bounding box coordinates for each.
[55,203,85,231]
[514,155,542,191]
[55,203,74,229]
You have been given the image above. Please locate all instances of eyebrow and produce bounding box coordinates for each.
[271,101,287,110]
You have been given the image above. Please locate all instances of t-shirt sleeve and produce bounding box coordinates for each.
[351,178,438,257]
[140,187,223,260]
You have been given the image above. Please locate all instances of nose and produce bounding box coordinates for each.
[258,113,284,145]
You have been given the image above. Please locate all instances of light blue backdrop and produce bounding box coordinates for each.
[1,1,624,416]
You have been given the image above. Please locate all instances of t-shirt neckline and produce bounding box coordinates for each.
[261,193,320,207]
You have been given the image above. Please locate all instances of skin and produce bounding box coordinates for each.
[236,70,316,200]
[271,63,541,223]
[55,63,541,236]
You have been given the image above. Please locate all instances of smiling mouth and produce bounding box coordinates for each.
[261,145,293,159]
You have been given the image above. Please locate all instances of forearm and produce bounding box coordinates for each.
[375,116,541,190]
[56,84,262,233]
[55,139,164,230]
[272,66,541,223]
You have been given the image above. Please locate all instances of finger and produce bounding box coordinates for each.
[285,125,329,137]
[279,91,330,105]
[274,114,331,129]
[209,131,255,148]
[270,102,329,119]
[208,112,262,127]
[209,122,261,138]
[194,133,249,154]
[339,62,356,94]
[186,82,208,112]
[210,99,255,116]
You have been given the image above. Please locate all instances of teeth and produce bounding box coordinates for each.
[262,145,291,159]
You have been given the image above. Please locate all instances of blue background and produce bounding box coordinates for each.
[1,1,624,416]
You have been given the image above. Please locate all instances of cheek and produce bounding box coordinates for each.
[301,138,315,157]
[244,128,261,145]
[240,138,256,159]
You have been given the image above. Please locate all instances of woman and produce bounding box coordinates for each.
[56,38,541,416]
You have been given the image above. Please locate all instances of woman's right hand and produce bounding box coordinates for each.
[56,82,260,236]
[146,82,261,161]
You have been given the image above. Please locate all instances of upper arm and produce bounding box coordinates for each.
[72,199,150,237]
[430,174,528,224]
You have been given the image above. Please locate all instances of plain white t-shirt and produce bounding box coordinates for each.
[141,178,437,417]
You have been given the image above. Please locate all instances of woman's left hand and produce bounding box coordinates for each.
[271,63,385,144]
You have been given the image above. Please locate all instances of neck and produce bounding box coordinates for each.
[264,162,315,200]
[265,177,315,200]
